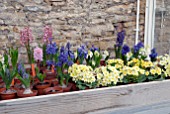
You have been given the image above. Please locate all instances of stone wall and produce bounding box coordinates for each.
[155,0,170,55]
[0,0,146,60]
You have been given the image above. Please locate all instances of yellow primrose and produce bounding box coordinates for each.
[145,71,150,76]
[150,69,156,75]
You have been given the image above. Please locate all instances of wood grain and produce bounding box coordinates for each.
[1,80,170,114]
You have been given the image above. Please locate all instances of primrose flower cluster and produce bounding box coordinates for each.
[68,64,96,84]
[95,66,122,86]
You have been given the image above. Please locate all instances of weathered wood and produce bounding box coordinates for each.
[1,80,170,114]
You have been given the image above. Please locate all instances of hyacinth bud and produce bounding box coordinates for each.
[34,47,43,61]
[43,25,52,43]
[20,27,33,46]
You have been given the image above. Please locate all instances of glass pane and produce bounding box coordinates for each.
[154,0,170,55]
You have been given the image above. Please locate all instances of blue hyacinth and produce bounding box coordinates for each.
[46,60,55,66]
[134,42,144,53]
[90,45,99,52]
[78,45,88,59]
[122,45,130,55]
[17,62,29,79]
[66,42,75,60]
[46,42,58,55]
[149,48,158,60]
[116,30,125,47]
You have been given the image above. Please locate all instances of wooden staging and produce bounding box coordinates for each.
[1,80,170,114]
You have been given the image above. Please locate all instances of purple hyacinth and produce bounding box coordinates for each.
[78,45,88,59]
[67,60,73,66]
[22,73,29,79]
[90,45,99,52]
[134,42,144,53]
[116,30,125,47]
[17,62,29,79]
[122,45,130,55]
[56,46,69,67]
[46,60,54,66]
[66,42,71,50]
[18,62,26,76]
[65,43,75,60]
[149,48,158,60]
[46,42,58,55]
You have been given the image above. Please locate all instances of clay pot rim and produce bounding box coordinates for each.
[17,90,38,96]
[35,80,51,89]
[0,89,17,95]
[44,86,63,94]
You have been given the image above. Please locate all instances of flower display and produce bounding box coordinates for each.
[107,59,124,67]
[68,64,96,89]
[20,27,33,46]
[95,66,121,86]
[149,48,158,61]
[43,25,52,43]
[102,50,109,60]
[116,30,125,47]
[34,47,43,61]
[20,27,34,64]
[46,42,58,55]
[121,66,145,83]
[133,42,144,53]
[86,46,102,69]
[127,58,140,67]
[90,45,99,52]
[17,62,32,94]
[75,45,88,64]
[121,45,130,55]
[140,60,154,69]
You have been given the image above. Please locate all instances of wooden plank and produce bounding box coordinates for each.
[1,80,170,114]
[87,99,170,114]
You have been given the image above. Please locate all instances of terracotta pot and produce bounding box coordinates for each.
[51,79,59,86]
[44,70,56,80]
[44,86,63,94]
[70,82,78,91]
[35,80,51,95]
[100,60,106,66]
[32,78,40,86]
[0,82,5,88]
[0,88,6,93]
[0,89,17,100]
[14,84,33,91]
[58,83,72,92]
[17,90,38,98]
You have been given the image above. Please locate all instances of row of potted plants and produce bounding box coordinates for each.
[0,25,169,100]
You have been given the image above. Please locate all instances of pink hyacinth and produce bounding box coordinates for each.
[43,25,52,43]
[34,47,43,61]
[20,27,33,46]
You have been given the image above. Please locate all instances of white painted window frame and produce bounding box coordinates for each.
[144,0,156,48]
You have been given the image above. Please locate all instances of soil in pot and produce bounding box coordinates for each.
[35,81,51,95]
[44,70,56,80]
[17,89,38,98]
[0,89,17,100]
[44,86,63,94]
